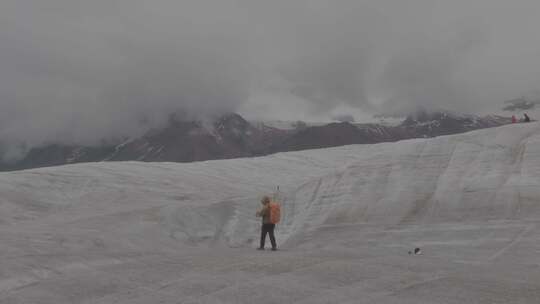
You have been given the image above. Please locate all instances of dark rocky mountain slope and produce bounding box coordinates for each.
[0,111,510,171]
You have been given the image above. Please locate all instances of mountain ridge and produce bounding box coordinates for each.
[0,111,511,171]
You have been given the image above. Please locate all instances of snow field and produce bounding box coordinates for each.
[1,122,540,303]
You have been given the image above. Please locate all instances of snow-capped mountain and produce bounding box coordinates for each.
[0,111,510,171]
[102,113,287,162]
[399,110,510,137]
[269,111,510,152]
[503,97,540,111]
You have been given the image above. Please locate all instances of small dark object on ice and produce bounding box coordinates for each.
[408,247,422,255]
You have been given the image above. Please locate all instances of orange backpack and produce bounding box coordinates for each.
[269,202,281,224]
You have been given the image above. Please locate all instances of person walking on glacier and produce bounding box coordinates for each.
[256,196,279,251]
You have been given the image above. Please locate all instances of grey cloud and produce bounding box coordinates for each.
[2,0,540,160]
[0,0,254,160]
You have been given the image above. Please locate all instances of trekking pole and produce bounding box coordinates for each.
[273,186,279,229]
[276,186,284,234]
[273,186,280,201]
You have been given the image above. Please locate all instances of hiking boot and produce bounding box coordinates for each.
[257,247,265,250]
[271,248,277,251]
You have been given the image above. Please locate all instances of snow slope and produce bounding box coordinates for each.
[1,123,540,303]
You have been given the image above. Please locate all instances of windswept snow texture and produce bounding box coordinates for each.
[1,123,540,303]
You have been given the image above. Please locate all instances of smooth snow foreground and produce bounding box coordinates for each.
[1,123,540,303]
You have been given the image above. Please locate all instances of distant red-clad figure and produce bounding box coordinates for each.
[511,115,517,123]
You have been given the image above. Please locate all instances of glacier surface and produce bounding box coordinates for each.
[1,123,540,303]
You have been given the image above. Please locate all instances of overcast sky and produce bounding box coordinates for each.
[1,0,540,158]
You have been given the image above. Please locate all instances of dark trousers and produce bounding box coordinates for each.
[260,223,276,249]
